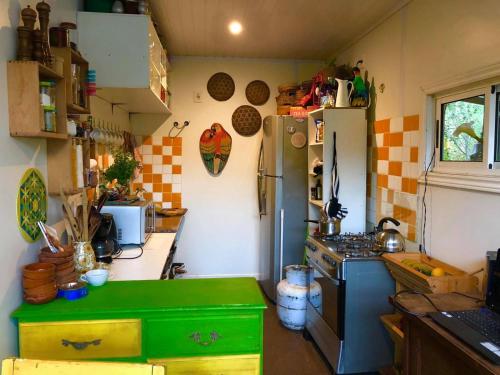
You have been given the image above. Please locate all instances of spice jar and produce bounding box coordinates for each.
[43,107,56,132]
[40,80,55,107]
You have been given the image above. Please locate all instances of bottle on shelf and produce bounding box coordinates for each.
[310,186,317,201]
[316,179,322,201]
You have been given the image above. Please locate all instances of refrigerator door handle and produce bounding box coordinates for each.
[265,174,283,179]
[279,208,284,281]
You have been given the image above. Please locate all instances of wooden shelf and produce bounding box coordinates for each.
[52,47,91,114]
[309,200,323,208]
[68,102,91,114]
[7,61,68,139]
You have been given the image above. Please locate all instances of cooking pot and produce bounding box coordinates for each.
[305,216,341,237]
[375,217,405,252]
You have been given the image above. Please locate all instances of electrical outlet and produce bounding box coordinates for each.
[193,91,202,103]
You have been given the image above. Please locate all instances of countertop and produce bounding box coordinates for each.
[12,278,266,319]
[111,233,176,281]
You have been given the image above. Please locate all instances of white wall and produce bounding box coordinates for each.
[133,57,322,278]
[335,0,500,275]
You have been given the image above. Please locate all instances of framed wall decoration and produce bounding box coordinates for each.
[17,168,47,242]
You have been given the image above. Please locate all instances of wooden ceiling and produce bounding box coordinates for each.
[150,0,408,59]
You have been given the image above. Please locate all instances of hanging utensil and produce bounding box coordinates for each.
[325,132,348,220]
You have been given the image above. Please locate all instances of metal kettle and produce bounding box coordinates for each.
[375,217,405,253]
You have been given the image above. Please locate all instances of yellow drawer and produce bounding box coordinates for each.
[150,354,260,375]
[19,319,141,360]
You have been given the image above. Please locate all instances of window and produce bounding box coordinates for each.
[440,94,485,162]
[434,85,497,173]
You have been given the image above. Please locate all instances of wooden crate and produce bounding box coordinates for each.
[382,252,479,294]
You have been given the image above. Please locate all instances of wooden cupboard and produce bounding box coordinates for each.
[12,278,266,375]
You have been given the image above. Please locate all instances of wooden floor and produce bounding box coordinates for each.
[263,299,332,375]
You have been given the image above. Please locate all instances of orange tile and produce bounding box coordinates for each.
[143,164,152,174]
[143,174,153,183]
[163,183,172,193]
[389,161,402,176]
[153,183,162,192]
[393,205,402,220]
[173,137,182,146]
[173,146,182,156]
[410,147,419,163]
[162,192,172,202]
[377,174,388,188]
[152,174,162,183]
[163,155,172,165]
[408,225,416,242]
[383,133,390,147]
[143,136,152,145]
[144,192,153,200]
[172,165,182,174]
[387,189,394,203]
[378,147,389,160]
[402,177,409,193]
[374,119,390,134]
[152,145,162,155]
[404,115,419,131]
[172,193,182,203]
[409,178,418,194]
[376,187,383,202]
[132,183,142,191]
[172,201,182,209]
[389,132,403,147]
[162,137,173,146]
[408,209,417,226]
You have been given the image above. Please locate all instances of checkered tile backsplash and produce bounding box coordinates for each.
[132,136,182,209]
[366,115,419,242]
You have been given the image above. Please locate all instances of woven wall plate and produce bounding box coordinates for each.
[17,168,47,242]
[207,72,235,101]
[232,105,262,136]
[246,80,270,106]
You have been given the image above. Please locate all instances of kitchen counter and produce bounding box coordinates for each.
[111,233,176,281]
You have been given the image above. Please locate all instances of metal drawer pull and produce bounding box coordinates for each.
[61,339,102,350]
[189,331,221,346]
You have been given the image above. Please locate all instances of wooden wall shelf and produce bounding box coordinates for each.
[7,61,68,139]
[52,47,91,115]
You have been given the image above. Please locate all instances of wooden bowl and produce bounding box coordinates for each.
[40,246,74,258]
[57,270,78,284]
[24,289,57,304]
[24,281,57,297]
[39,254,74,265]
[23,276,55,289]
[56,265,76,277]
[23,263,55,280]
[56,260,75,272]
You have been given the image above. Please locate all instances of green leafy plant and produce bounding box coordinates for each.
[103,149,139,186]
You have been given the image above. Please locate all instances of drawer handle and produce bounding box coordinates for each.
[189,331,221,346]
[61,339,102,350]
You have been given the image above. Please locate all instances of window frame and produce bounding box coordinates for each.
[434,85,495,174]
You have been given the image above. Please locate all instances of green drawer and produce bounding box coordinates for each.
[146,314,261,358]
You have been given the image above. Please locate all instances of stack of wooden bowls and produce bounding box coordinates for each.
[39,246,78,286]
[23,263,57,304]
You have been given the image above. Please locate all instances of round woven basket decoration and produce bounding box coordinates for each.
[245,80,270,105]
[207,72,235,101]
[232,105,262,136]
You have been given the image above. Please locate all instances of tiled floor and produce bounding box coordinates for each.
[264,299,332,375]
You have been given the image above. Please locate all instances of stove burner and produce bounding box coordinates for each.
[312,232,381,258]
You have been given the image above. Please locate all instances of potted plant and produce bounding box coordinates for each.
[101,149,139,200]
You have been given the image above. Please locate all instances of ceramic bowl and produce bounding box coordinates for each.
[56,265,76,277]
[56,260,75,271]
[81,269,109,286]
[39,254,74,265]
[24,289,57,304]
[40,246,74,258]
[56,270,78,284]
[23,263,55,280]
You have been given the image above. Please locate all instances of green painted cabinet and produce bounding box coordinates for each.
[12,278,267,374]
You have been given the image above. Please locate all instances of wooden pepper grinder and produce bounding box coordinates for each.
[36,0,51,65]
[16,26,32,61]
[32,29,43,63]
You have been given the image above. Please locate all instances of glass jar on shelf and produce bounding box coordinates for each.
[43,106,56,132]
[40,80,56,107]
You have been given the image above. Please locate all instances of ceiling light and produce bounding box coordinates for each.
[228,21,243,35]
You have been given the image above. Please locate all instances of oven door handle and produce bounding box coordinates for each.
[308,257,341,286]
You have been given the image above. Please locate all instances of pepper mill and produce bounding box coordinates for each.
[16,26,33,61]
[32,29,43,63]
[36,1,51,65]
[21,5,37,30]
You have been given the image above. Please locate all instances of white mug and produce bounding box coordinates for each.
[81,269,109,286]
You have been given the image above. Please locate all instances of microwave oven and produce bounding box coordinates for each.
[100,200,155,245]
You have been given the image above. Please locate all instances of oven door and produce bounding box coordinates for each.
[307,256,345,340]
